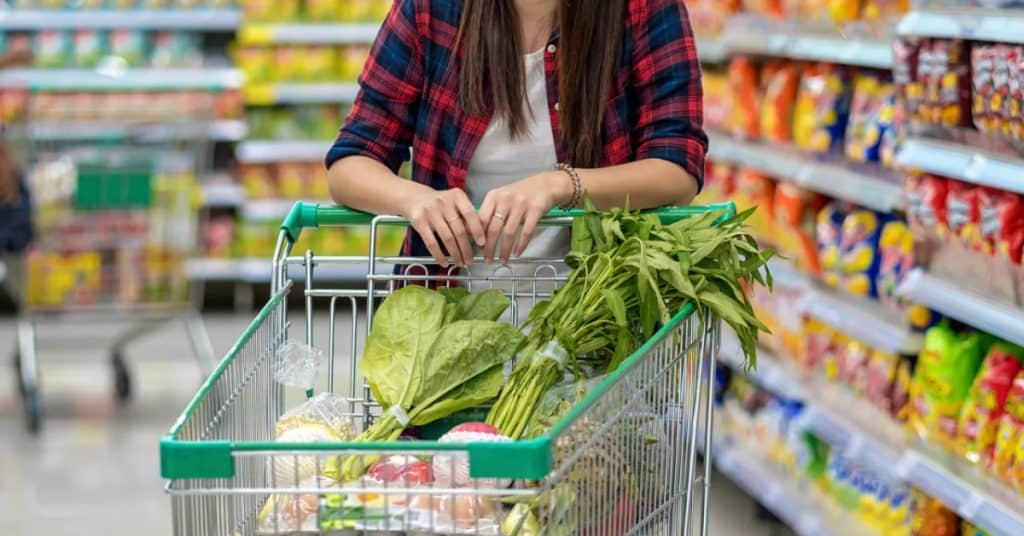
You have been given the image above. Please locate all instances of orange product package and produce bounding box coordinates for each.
[958,342,1024,466]
[827,0,863,25]
[772,182,826,276]
[702,161,736,204]
[742,0,783,18]
[732,168,776,239]
[728,56,761,139]
[862,0,908,21]
[760,62,802,143]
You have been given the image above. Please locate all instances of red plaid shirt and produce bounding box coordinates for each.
[326,0,707,257]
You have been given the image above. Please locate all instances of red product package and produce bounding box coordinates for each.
[1010,47,1024,141]
[905,173,949,236]
[935,39,973,127]
[958,343,1024,465]
[973,189,1024,255]
[993,372,1024,481]
[893,38,923,121]
[972,44,997,133]
[944,181,979,244]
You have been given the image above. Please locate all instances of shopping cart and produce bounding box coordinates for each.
[4,90,217,433]
[160,201,728,535]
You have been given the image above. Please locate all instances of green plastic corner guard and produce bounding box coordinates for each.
[162,201,733,481]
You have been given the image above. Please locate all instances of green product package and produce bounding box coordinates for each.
[908,323,994,444]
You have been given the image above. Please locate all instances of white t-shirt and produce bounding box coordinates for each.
[465,48,569,263]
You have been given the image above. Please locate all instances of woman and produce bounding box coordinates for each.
[326,0,706,268]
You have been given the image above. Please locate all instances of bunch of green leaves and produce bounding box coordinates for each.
[325,285,525,481]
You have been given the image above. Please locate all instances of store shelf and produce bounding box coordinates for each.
[0,9,242,30]
[719,341,1024,536]
[187,258,372,283]
[895,137,1024,195]
[244,83,360,105]
[721,27,892,69]
[896,268,1024,348]
[718,332,805,400]
[698,36,729,64]
[712,442,842,536]
[236,140,331,164]
[0,68,243,91]
[237,23,381,44]
[241,199,333,221]
[708,131,905,213]
[23,120,247,142]
[898,8,1024,45]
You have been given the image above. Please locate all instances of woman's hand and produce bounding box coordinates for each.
[478,171,573,264]
[401,187,486,268]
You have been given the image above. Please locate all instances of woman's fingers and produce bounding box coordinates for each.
[427,209,468,267]
[409,215,449,268]
[482,198,506,264]
[499,203,527,265]
[513,206,544,258]
[453,193,486,248]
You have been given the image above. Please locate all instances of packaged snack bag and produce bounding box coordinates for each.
[338,0,375,22]
[109,29,149,68]
[728,56,761,139]
[893,39,924,122]
[865,349,898,413]
[905,174,949,238]
[876,220,915,310]
[931,39,972,127]
[943,180,979,245]
[305,0,340,22]
[732,168,775,238]
[72,29,108,69]
[239,163,276,200]
[817,202,847,288]
[34,30,72,68]
[846,74,896,164]
[825,332,849,383]
[908,324,992,444]
[273,45,304,83]
[338,45,371,82]
[958,342,1024,465]
[973,45,997,133]
[275,163,309,199]
[839,209,886,298]
[793,63,853,154]
[701,161,735,204]
[993,372,1024,483]
[1009,47,1024,141]
[742,0,783,18]
[991,45,1014,138]
[994,193,1024,262]
[828,0,863,24]
[772,182,826,276]
[803,318,834,377]
[760,62,801,143]
[892,354,915,422]
[301,45,337,82]
[843,338,873,394]
[862,0,908,21]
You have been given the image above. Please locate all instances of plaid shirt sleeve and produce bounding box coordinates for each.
[629,0,708,189]
[326,0,423,173]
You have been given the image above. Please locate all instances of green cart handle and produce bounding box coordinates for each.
[281,201,737,243]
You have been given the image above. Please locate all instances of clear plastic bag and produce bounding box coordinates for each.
[256,476,337,534]
[273,340,322,390]
[275,392,356,440]
[523,375,606,439]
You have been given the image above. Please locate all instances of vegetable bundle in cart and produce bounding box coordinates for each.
[160,200,772,535]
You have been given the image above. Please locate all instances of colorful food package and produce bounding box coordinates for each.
[972,44,998,133]
[893,39,924,122]
[772,182,826,276]
[793,63,853,153]
[742,0,784,18]
[838,209,886,298]
[924,39,972,127]
[234,45,274,85]
[992,193,1024,261]
[760,62,802,143]
[823,331,848,382]
[338,45,371,82]
[305,0,340,21]
[993,372,1024,484]
[892,354,916,422]
[910,492,960,536]
[876,220,915,311]
[241,0,297,21]
[1009,47,1024,141]
[728,56,761,139]
[817,202,847,288]
[861,0,909,21]
[275,162,310,199]
[827,0,863,24]
[239,163,276,199]
[732,168,775,238]
[905,173,949,237]
[406,495,501,535]
[943,180,978,245]
[841,338,872,393]
[301,45,337,82]
[701,161,735,204]
[957,342,1024,465]
[845,74,896,164]
[273,45,305,82]
[908,324,992,444]
[109,29,149,68]
[72,29,108,69]
[34,30,72,68]
[151,31,202,69]
[802,318,834,377]
[865,349,899,414]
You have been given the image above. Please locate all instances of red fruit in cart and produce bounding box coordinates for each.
[367,455,432,486]
[433,422,512,488]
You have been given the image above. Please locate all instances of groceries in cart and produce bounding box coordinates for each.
[242,201,776,534]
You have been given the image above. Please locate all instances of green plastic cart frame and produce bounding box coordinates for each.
[161,201,732,535]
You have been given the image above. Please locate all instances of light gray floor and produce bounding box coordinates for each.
[0,312,789,535]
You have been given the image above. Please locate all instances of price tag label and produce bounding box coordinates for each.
[963,154,986,182]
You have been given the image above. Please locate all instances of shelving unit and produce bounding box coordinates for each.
[898,8,1024,44]
[718,22,892,69]
[236,140,332,164]
[896,269,1024,348]
[237,22,381,44]
[243,82,360,105]
[718,338,1024,536]
[0,68,244,91]
[707,131,905,213]
[186,258,384,283]
[0,9,242,30]
[23,120,248,143]
[895,137,1024,195]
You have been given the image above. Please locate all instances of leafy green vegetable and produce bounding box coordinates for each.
[328,286,525,481]
[486,198,773,438]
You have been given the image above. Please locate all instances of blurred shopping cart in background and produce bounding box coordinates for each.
[3,86,218,433]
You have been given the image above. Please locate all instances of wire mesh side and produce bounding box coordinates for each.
[168,288,289,536]
[538,313,719,536]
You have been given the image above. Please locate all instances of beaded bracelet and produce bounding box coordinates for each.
[555,162,582,210]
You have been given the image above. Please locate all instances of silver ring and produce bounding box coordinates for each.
[494,212,507,220]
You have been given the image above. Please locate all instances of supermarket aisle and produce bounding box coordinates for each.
[0,314,787,535]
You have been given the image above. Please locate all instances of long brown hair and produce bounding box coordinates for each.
[456,0,626,168]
